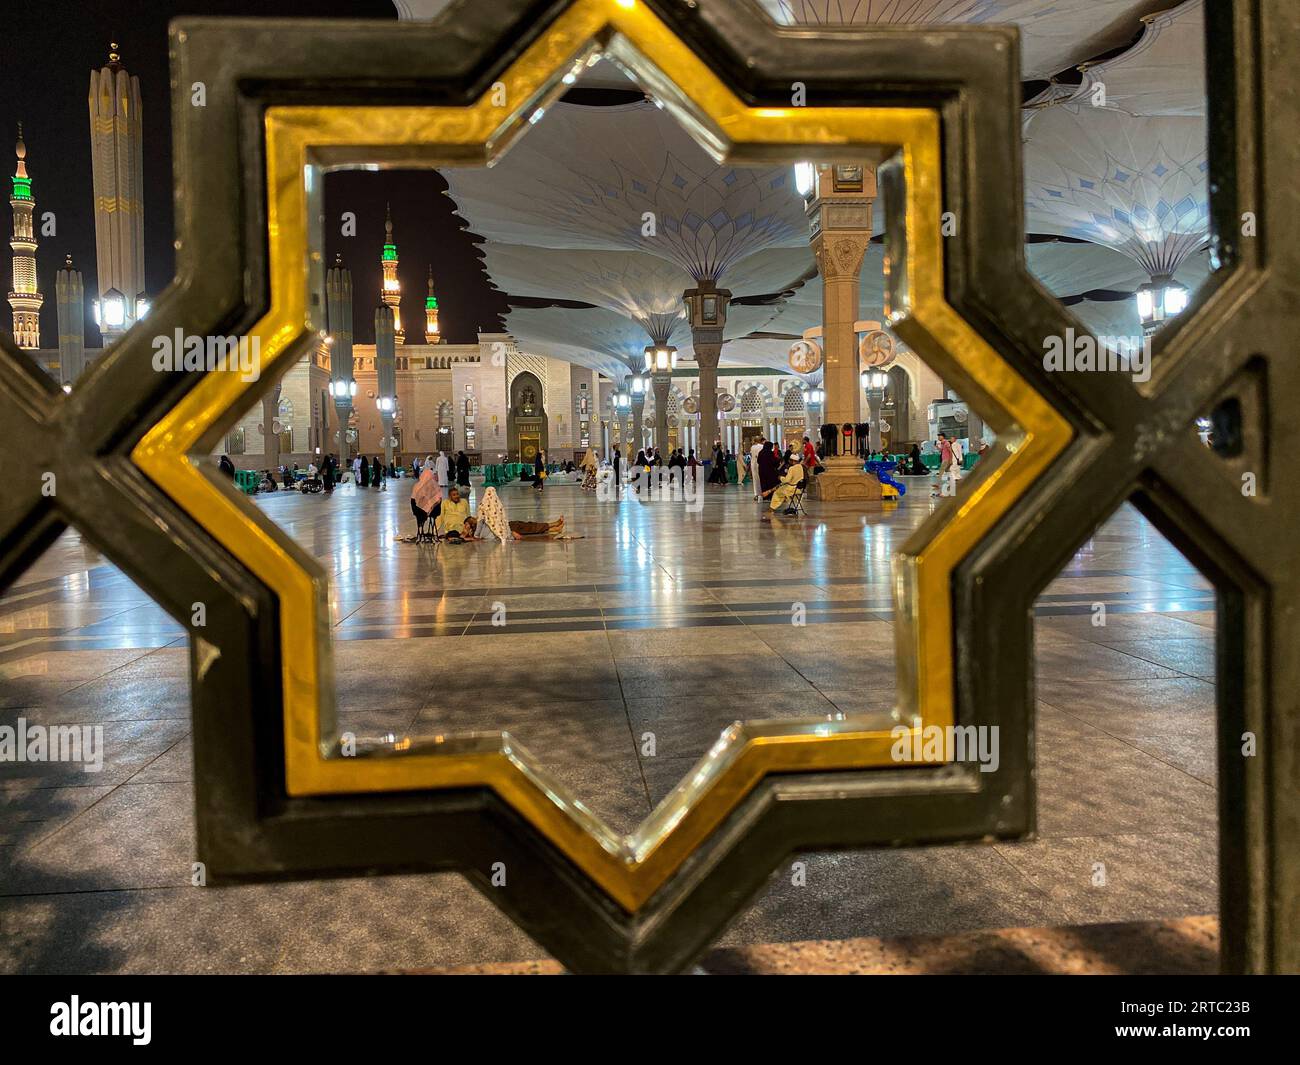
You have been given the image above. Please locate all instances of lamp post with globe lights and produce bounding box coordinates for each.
[375,305,398,472]
[800,161,879,499]
[644,344,677,454]
[860,369,891,453]
[325,255,356,468]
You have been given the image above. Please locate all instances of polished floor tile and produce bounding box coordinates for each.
[0,486,1220,971]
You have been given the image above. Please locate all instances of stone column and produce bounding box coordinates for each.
[683,281,730,457]
[261,381,282,469]
[817,233,871,431]
[55,255,86,388]
[806,163,880,501]
[693,341,720,453]
[866,387,884,452]
[652,375,671,453]
[375,305,397,471]
[626,375,646,455]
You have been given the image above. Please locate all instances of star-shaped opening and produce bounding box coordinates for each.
[132,0,1071,912]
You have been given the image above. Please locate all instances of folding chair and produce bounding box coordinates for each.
[785,481,808,516]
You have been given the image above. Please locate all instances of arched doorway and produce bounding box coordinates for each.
[507,371,548,464]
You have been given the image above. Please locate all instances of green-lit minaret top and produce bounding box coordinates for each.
[380,203,403,344]
[424,265,442,343]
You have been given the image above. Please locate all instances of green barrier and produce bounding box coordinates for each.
[234,469,258,495]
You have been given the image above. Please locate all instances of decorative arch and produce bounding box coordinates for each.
[739,384,767,423]
[507,369,547,461]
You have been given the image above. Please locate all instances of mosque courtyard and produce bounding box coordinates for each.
[0,475,1218,972]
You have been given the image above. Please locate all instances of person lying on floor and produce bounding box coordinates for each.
[464,487,566,541]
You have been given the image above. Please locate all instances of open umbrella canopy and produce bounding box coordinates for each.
[1024,105,1208,278]
[758,0,1162,80]
[442,100,809,284]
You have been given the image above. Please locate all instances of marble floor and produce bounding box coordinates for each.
[0,474,1218,972]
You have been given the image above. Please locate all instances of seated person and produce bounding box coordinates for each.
[762,461,805,521]
[410,462,441,541]
[436,486,471,538]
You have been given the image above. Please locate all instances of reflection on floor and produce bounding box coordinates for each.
[0,476,1217,972]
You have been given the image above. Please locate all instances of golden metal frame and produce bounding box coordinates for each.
[132,0,1071,912]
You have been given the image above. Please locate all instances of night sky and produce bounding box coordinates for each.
[0,0,507,348]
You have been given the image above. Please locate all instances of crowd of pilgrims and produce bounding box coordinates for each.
[611,437,817,519]
[215,434,953,535]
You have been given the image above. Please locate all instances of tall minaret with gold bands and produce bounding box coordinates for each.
[424,266,443,344]
[8,124,42,349]
[89,43,145,336]
[381,203,404,345]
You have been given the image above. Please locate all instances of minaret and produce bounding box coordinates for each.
[380,204,404,345]
[423,265,443,344]
[56,254,86,386]
[8,125,42,349]
[89,42,146,337]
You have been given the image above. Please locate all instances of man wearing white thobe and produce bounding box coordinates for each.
[435,451,450,488]
[749,438,765,500]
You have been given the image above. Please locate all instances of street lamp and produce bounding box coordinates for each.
[645,346,678,452]
[94,288,126,331]
[329,379,357,399]
[643,344,678,373]
[1136,276,1189,335]
[793,161,816,199]
[860,371,890,455]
